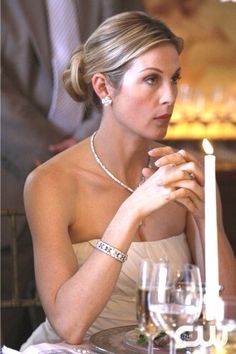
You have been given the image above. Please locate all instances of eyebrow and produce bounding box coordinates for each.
[140,67,181,75]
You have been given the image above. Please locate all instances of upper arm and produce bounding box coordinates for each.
[24,166,78,314]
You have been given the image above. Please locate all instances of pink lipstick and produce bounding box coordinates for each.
[154,114,171,120]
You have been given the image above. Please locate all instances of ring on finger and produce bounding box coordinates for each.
[188,171,195,180]
[177,150,185,159]
[176,152,185,163]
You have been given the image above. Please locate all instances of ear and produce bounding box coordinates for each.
[91,73,112,101]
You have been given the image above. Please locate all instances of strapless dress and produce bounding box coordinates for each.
[20,233,191,351]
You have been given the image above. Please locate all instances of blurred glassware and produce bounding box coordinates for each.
[167,84,236,140]
[136,259,160,354]
[215,297,236,354]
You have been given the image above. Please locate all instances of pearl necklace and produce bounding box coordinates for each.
[90,132,150,193]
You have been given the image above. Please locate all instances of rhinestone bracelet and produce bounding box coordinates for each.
[95,240,128,263]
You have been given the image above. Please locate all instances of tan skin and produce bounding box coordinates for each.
[24,43,236,345]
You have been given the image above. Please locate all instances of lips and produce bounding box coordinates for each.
[154,114,171,120]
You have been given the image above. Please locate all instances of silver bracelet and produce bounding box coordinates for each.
[95,240,128,263]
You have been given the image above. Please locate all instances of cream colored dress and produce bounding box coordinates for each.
[20,234,191,351]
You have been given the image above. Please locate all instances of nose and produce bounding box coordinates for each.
[159,81,177,106]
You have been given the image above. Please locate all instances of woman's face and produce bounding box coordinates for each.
[110,43,181,140]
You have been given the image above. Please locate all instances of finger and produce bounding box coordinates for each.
[187,171,196,180]
[176,170,198,184]
[168,187,204,216]
[157,168,192,185]
[178,161,204,186]
[176,149,201,164]
[142,167,154,179]
[148,146,175,157]
[175,198,204,218]
[157,161,203,187]
[172,180,204,201]
[155,151,186,168]
[176,197,195,213]
[170,186,202,203]
[157,166,204,196]
[155,149,202,169]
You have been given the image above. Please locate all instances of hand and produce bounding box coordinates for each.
[142,146,204,219]
[129,163,177,218]
[48,137,78,154]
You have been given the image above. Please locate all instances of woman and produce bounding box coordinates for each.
[22,11,235,349]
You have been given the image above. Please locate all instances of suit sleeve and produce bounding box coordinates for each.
[1,0,65,179]
[2,69,64,179]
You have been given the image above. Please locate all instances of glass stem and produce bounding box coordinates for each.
[148,338,153,354]
[169,337,176,354]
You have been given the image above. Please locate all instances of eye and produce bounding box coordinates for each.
[171,72,181,85]
[144,75,159,86]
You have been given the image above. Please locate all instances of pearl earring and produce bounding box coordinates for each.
[101,96,112,106]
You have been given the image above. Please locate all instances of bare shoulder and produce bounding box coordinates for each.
[24,155,70,199]
[25,139,90,192]
[23,139,91,224]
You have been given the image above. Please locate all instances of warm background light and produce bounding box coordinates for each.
[144,0,236,140]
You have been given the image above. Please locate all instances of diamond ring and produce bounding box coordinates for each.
[188,171,195,180]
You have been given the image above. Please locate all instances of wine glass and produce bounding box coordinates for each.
[136,259,160,354]
[148,262,203,354]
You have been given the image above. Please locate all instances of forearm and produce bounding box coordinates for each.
[45,201,140,344]
[215,187,236,296]
[217,228,236,297]
[33,168,170,343]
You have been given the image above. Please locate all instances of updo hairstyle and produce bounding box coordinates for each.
[63,11,183,106]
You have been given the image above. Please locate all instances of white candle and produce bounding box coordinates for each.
[202,138,219,321]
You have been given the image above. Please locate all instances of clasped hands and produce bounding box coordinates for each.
[133,146,204,219]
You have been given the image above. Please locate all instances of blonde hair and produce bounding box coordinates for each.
[63,11,184,106]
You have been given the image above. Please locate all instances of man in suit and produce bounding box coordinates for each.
[1,0,144,348]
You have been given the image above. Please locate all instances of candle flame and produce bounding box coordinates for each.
[202,138,214,154]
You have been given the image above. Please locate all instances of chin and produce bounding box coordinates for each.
[150,128,168,141]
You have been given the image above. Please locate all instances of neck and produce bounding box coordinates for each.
[92,128,151,191]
